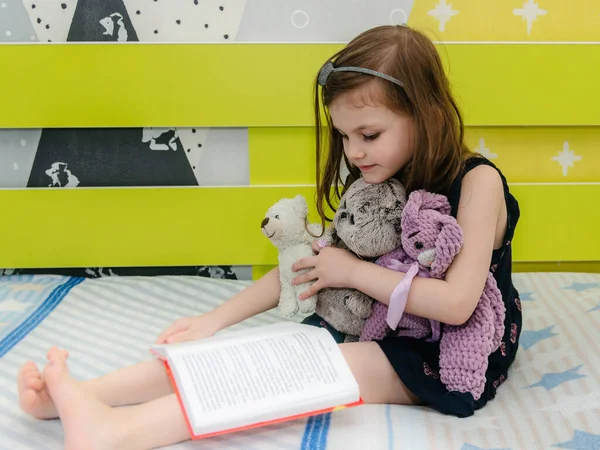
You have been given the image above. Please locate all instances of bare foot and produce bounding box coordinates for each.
[18,360,58,419]
[44,346,121,450]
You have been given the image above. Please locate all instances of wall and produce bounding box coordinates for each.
[0,0,598,280]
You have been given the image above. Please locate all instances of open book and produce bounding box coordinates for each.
[150,322,363,439]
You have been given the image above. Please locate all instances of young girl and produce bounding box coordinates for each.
[17,24,521,449]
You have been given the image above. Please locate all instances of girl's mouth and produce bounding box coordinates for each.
[359,165,376,171]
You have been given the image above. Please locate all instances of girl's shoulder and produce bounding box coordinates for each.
[448,155,519,211]
[447,154,521,247]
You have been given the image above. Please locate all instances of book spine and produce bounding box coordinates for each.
[163,360,196,439]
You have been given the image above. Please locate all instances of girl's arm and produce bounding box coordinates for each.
[349,165,505,326]
[210,267,282,329]
[156,267,281,343]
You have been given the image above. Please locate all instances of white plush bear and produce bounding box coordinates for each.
[261,195,320,318]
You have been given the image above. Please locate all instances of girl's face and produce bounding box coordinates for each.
[329,84,415,184]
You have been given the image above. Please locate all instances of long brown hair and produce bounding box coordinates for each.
[314,25,472,231]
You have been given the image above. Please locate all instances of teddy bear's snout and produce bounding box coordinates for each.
[261,217,269,228]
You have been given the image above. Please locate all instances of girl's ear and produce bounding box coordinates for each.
[430,215,463,278]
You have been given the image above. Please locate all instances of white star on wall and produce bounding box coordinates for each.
[427,0,459,32]
[552,141,582,176]
[474,138,498,159]
[513,0,548,35]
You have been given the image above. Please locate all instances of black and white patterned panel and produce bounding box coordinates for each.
[0,0,250,279]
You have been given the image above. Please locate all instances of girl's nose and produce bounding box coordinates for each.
[346,141,366,161]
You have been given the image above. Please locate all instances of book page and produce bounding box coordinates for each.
[165,324,359,436]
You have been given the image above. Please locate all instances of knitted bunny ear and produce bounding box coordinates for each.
[418,190,451,215]
[401,190,452,227]
[430,214,464,278]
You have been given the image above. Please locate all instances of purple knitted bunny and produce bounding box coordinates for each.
[360,190,462,342]
[359,190,506,400]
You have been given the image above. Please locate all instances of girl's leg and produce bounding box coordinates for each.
[44,347,188,450]
[339,341,422,405]
[18,351,172,419]
[82,358,173,406]
[41,342,420,450]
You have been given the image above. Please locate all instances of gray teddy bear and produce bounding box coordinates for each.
[315,177,407,342]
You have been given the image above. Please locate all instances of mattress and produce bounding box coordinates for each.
[1,272,599,450]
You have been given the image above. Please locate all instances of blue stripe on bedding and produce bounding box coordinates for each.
[301,412,331,450]
[0,277,84,358]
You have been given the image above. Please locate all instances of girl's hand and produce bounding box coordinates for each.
[155,313,221,345]
[291,246,361,300]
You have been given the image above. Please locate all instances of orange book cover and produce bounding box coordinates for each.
[162,360,364,440]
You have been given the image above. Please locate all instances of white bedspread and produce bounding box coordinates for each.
[1,272,599,449]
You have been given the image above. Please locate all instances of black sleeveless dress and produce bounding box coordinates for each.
[375,156,522,417]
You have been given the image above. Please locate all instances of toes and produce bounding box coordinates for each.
[47,347,69,363]
[26,376,44,391]
[19,361,37,376]
[46,346,58,361]
[23,361,37,371]
[18,362,40,390]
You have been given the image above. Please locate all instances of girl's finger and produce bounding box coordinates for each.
[299,281,323,300]
[292,256,318,272]
[155,319,188,344]
[167,331,188,344]
[293,269,318,286]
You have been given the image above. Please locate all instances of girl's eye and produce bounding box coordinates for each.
[363,133,380,141]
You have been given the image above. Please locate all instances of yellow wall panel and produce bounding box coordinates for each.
[249,126,600,184]
[0,43,599,128]
[438,44,600,126]
[409,0,600,41]
[464,127,600,182]
[509,184,600,262]
[249,128,315,185]
[0,186,327,269]
[0,43,339,129]
[0,184,597,269]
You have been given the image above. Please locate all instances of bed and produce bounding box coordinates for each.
[1,2,600,449]
[1,272,599,449]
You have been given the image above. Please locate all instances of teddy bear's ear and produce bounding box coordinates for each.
[292,195,308,216]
